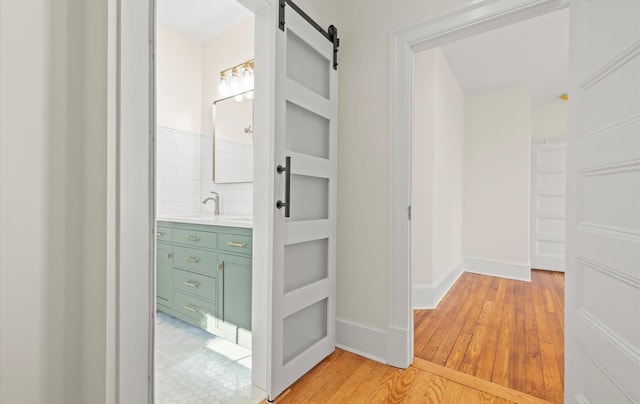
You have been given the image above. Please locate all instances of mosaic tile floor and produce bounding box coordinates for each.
[155,311,252,404]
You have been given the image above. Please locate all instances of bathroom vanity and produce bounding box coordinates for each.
[156,216,252,348]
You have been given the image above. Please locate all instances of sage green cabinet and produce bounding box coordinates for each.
[219,253,252,331]
[155,221,252,345]
[156,241,173,308]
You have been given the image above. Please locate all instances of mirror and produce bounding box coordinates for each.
[213,93,253,183]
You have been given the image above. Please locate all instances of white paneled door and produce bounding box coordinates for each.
[268,2,338,401]
[565,0,640,403]
[531,142,566,271]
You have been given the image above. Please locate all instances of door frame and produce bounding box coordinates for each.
[387,0,569,367]
[115,0,272,402]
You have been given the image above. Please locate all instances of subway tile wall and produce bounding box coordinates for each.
[156,127,253,217]
[156,127,202,215]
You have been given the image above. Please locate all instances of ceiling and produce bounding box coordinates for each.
[157,0,252,43]
[439,9,569,106]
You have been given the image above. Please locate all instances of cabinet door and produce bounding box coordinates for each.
[156,242,173,307]
[219,253,252,331]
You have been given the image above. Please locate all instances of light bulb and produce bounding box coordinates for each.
[242,67,254,91]
[245,90,254,100]
[218,75,228,96]
[229,70,239,94]
[234,94,244,102]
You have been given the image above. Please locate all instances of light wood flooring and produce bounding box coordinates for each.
[414,270,564,403]
[266,349,551,403]
[266,270,564,403]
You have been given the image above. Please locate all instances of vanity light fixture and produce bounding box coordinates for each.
[218,60,255,101]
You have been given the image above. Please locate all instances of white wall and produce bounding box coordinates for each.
[411,50,436,287]
[0,0,111,402]
[432,49,465,286]
[463,86,531,269]
[337,0,471,333]
[157,24,203,134]
[412,48,464,300]
[531,102,568,144]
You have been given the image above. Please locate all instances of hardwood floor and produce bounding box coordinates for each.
[414,270,564,403]
[265,270,564,403]
[265,349,551,403]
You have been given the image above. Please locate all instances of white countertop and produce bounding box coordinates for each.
[157,214,253,229]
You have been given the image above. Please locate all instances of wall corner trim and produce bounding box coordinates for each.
[464,256,532,281]
[386,325,412,368]
[413,260,464,309]
[335,319,387,364]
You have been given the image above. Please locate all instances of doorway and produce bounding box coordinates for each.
[153,1,259,402]
[386,0,570,372]
[118,0,339,401]
[407,6,569,401]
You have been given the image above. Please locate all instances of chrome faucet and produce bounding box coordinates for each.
[202,191,220,215]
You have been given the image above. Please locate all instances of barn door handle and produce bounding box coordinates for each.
[276,156,291,218]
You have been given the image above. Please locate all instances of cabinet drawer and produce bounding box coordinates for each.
[156,227,172,242]
[173,268,216,301]
[172,290,216,323]
[173,246,218,276]
[173,228,217,249]
[218,233,252,254]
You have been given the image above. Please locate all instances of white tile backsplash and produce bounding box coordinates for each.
[156,126,253,217]
[156,127,202,215]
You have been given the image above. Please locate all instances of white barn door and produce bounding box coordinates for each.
[531,142,567,271]
[565,0,640,402]
[268,1,338,400]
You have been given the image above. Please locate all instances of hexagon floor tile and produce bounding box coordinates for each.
[155,312,252,404]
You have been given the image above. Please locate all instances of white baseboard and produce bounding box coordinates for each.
[335,319,387,364]
[463,256,531,281]
[413,260,464,309]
